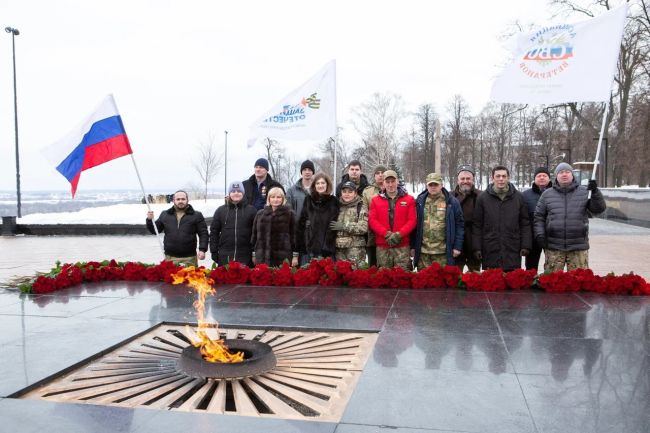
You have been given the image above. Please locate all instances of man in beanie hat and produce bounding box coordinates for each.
[534,162,606,272]
[411,173,464,269]
[368,170,416,269]
[286,159,315,223]
[242,157,284,211]
[362,164,387,266]
[335,160,369,197]
[146,190,209,266]
[452,165,482,271]
[522,167,552,271]
[286,159,316,265]
[209,182,257,266]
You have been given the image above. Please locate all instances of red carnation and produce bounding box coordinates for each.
[460,272,483,291]
[347,268,371,288]
[504,268,536,290]
[480,269,506,291]
[272,263,294,286]
[32,275,57,294]
[442,265,462,288]
[123,262,147,281]
[293,267,320,286]
[387,266,412,289]
[250,264,273,286]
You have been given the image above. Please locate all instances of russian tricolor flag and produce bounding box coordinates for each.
[43,95,133,197]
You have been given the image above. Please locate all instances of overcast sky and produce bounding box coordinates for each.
[0,0,557,194]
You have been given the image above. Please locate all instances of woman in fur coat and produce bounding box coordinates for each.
[251,187,299,267]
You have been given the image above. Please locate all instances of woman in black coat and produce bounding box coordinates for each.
[251,187,298,267]
[210,182,258,266]
[297,172,339,263]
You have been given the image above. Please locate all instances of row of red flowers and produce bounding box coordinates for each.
[20,258,650,296]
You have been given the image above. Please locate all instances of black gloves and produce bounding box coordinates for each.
[473,250,482,261]
[588,179,598,192]
[520,249,530,257]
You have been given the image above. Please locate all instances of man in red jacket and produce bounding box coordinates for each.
[368,170,416,269]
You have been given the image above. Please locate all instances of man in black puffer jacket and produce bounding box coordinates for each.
[146,190,209,266]
[522,167,552,271]
[534,163,606,272]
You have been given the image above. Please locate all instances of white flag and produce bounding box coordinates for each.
[248,60,337,147]
[490,5,627,104]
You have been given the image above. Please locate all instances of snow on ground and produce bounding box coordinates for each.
[16,199,224,224]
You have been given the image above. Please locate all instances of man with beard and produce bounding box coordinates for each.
[146,190,209,266]
[452,165,482,271]
[522,167,552,271]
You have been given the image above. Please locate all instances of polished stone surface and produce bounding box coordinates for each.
[0,283,648,433]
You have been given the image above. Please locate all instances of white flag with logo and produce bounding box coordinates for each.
[490,5,627,104]
[248,60,337,147]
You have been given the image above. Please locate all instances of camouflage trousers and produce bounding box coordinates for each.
[543,249,589,273]
[418,253,447,270]
[165,255,198,267]
[377,247,411,270]
[336,247,367,266]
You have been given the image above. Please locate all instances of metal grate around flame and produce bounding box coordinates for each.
[18,323,378,422]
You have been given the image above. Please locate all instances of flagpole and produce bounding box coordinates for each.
[332,137,337,183]
[130,154,165,258]
[589,100,610,199]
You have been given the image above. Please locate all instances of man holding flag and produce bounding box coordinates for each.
[43,94,167,258]
[490,5,627,271]
[146,190,209,266]
[534,163,606,272]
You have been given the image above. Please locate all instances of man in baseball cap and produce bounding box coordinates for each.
[411,173,464,270]
[368,169,416,269]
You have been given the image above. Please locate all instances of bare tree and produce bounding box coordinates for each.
[192,133,223,201]
[262,137,283,179]
[350,92,407,171]
[442,95,472,183]
[313,132,351,181]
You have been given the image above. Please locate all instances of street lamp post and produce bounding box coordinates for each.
[5,26,21,218]
[224,130,228,197]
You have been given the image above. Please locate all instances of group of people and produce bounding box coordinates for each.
[146,157,606,274]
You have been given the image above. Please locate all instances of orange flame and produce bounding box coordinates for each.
[172,267,244,363]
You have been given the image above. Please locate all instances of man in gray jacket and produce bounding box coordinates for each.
[286,159,315,222]
[286,160,315,265]
[534,163,607,272]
